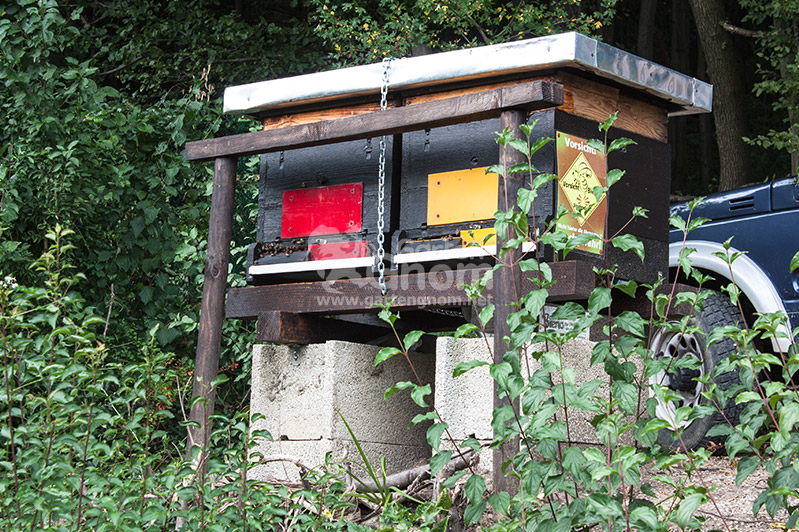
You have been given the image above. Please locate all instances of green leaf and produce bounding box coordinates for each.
[629,505,658,532]
[520,259,552,281]
[608,137,636,153]
[478,305,495,327]
[410,411,438,427]
[791,251,799,273]
[385,381,415,401]
[508,138,529,156]
[140,285,153,304]
[205,374,229,392]
[779,401,799,436]
[488,491,511,516]
[611,381,638,414]
[430,450,452,475]
[561,447,584,474]
[453,360,489,378]
[463,499,486,527]
[687,216,710,233]
[377,304,398,325]
[454,323,479,338]
[522,288,548,317]
[670,215,686,231]
[564,232,601,257]
[606,168,625,187]
[586,138,605,153]
[599,112,618,132]
[586,492,623,519]
[615,279,638,297]
[614,310,646,337]
[411,383,432,407]
[508,162,529,174]
[612,234,645,262]
[403,330,424,351]
[588,287,611,315]
[486,164,505,176]
[529,137,553,157]
[641,418,672,435]
[426,421,449,451]
[674,493,705,528]
[464,474,487,502]
[735,456,759,486]
[375,347,402,366]
[517,188,536,213]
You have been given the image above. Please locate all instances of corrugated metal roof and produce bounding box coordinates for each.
[224,32,711,117]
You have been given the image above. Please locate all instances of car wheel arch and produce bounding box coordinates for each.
[668,240,791,352]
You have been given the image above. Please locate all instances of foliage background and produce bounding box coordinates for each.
[2,1,799,529]
[1,0,797,506]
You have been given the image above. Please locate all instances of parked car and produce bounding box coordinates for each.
[652,176,799,449]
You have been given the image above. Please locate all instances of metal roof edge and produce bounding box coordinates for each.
[223,32,712,117]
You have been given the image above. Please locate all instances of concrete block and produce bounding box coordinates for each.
[434,336,645,457]
[249,340,435,482]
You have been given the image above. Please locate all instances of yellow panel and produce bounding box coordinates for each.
[460,228,496,248]
[427,167,498,226]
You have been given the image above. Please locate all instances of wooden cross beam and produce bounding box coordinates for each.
[185,80,563,161]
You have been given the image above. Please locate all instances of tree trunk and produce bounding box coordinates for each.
[637,0,657,59]
[688,0,752,191]
[697,47,716,190]
[669,0,691,191]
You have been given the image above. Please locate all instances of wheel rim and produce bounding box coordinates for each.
[649,329,705,430]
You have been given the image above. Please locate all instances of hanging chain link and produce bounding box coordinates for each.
[376,57,392,296]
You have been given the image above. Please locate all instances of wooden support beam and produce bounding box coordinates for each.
[185,157,237,466]
[225,261,595,319]
[492,110,526,495]
[256,311,393,344]
[185,80,563,161]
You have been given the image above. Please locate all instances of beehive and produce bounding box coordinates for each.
[247,139,397,283]
[394,109,670,282]
[224,32,711,286]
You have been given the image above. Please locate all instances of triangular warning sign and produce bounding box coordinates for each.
[559,152,605,226]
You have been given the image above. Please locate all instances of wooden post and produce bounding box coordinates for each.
[185,157,237,466]
[492,110,526,494]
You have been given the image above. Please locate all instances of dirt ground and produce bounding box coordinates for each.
[648,455,788,532]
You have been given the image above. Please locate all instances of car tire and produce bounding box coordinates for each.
[649,290,743,450]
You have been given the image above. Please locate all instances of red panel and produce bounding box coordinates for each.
[309,241,369,261]
[281,183,363,238]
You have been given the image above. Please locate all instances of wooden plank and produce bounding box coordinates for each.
[186,157,237,464]
[557,72,667,142]
[616,93,668,142]
[262,101,388,130]
[226,260,595,319]
[258,74,666,142]
[185,80,564,162]
[492,110,526,496]
[256,311,392,344]
[402,78,544,106]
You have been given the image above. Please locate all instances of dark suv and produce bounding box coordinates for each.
[650,177,799,449]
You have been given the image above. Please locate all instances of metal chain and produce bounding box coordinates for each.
[376,57,392,296]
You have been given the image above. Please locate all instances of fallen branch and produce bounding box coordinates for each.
[342,449,475,493]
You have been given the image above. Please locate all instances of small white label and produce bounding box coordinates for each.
[539,305,589,340]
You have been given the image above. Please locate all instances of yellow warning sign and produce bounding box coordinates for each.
[556,131,607,255]
[559,152,605,226]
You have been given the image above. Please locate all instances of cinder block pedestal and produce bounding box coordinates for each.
[249,340,434,482]
[435,336,640,478]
